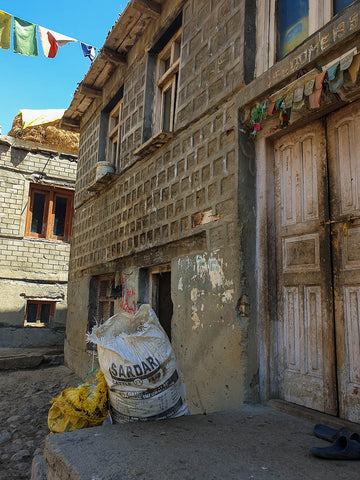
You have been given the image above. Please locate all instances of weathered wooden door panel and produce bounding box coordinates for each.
[327,102,360,423]
[274,121,337,414]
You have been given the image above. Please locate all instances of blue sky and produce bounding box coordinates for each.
[0,1,128,134]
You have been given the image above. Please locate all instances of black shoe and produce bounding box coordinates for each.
[310,435,360,460]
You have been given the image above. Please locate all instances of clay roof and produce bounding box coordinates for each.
[61,0,164,132]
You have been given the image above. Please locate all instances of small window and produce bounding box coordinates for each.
[24,301,55,327]
[25,184,74,242]
[333,0,355,14]
[278,0,309,59]
[107,99,123,171]
[155,28,181,133]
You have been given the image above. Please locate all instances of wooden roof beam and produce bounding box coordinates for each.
[131,0,162,17]
[80,84,103,98]
[100,47,127,65]
[60,117,80,131]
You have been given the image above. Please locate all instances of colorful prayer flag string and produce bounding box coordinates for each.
[0,9,97,60]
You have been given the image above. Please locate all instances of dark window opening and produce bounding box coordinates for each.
[25,301,55,326]
[53,196,68,237]
[26,184,74,242]
[150,269,173,341]
[30,192,46,234]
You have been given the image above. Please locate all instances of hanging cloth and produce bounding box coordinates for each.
[81,42,96,61]
[13,17,38,56]
[293,86,305,111]
[50,30,77,47]
[340,52,354,71]
[0,11,11,50]
[304,78,315,96]
[327,63,344,93]
[347,53,360,84]
[38,26,58,58]
[309,71,326,109]
[267,101,275,116]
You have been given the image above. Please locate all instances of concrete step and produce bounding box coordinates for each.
[0,347,64,370]
[43,404,360,480]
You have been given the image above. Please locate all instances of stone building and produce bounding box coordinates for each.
[0,133,77,349]
[63,0,360,423]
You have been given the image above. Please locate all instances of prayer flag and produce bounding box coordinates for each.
[347,53,360,84]
[327,62,339,81]
[81,42,96,61]
[38,26,58,58]
[309,71,326,109]
[340,52,354,71]
[50,30,77,47]
[13,17,38,56]
[0,11,11,50]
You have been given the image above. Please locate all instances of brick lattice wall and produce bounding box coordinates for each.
[71,102,236,275]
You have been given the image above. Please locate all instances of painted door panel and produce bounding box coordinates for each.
[327,102,360,423]
[274,121,337,414]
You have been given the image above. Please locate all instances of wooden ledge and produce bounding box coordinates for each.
[133,131,173,158]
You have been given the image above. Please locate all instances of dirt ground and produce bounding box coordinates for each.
[0,365,80,480]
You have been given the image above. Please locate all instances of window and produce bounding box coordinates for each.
[278,0,309,59]
[107,99,123,171]
[257,0,357,72]
[24,300,55,327]
[25,184,74,242]
[155,28,181,133]
[88,274,121,351]
[139,265,173,341]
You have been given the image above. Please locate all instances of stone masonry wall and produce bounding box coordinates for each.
[75,0,244,209]
[70,100,236,277]
[0,136,76,338]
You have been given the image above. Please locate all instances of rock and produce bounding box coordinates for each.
[31,455,47,480]
[6,415,21,424]
[11,449,31,462]
[0,431,11,445]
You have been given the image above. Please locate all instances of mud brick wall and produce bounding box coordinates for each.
[0,138,76,282]
[74,117,99,208]
[70,100,237,277]
[177,0,244,128]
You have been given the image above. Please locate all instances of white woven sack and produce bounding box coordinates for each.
[87,304,188,423]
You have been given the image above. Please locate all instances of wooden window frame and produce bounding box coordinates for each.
[256,0,351,74]
[106,99,123,172]
[97,275,115,325]
[25,184,74,242]
[154,28,181,134]
[24,300,55,327]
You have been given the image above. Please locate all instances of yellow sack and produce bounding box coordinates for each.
[48,369,109,433]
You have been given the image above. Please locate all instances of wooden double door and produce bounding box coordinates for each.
[274,101,360,422]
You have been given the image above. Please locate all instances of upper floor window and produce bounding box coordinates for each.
[25,184,74,242]
[278,0,355,59]
[155,28,181,133]
[107,99,123,171]
[257,0,357,72]
[278,0,309,59]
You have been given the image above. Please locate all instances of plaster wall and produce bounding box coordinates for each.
[65,0,259,413]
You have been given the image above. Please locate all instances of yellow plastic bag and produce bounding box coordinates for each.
[48,369,109,433]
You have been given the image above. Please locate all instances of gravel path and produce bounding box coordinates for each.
[0,365,80,480]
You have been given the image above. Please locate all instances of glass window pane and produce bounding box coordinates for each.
[334,0,355,14]
[162,87,172,132]
[27,303,38,323]
[40,304,51,325]
[30,193,46,234]
[278,0,308,59]
[53,196,68,237]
